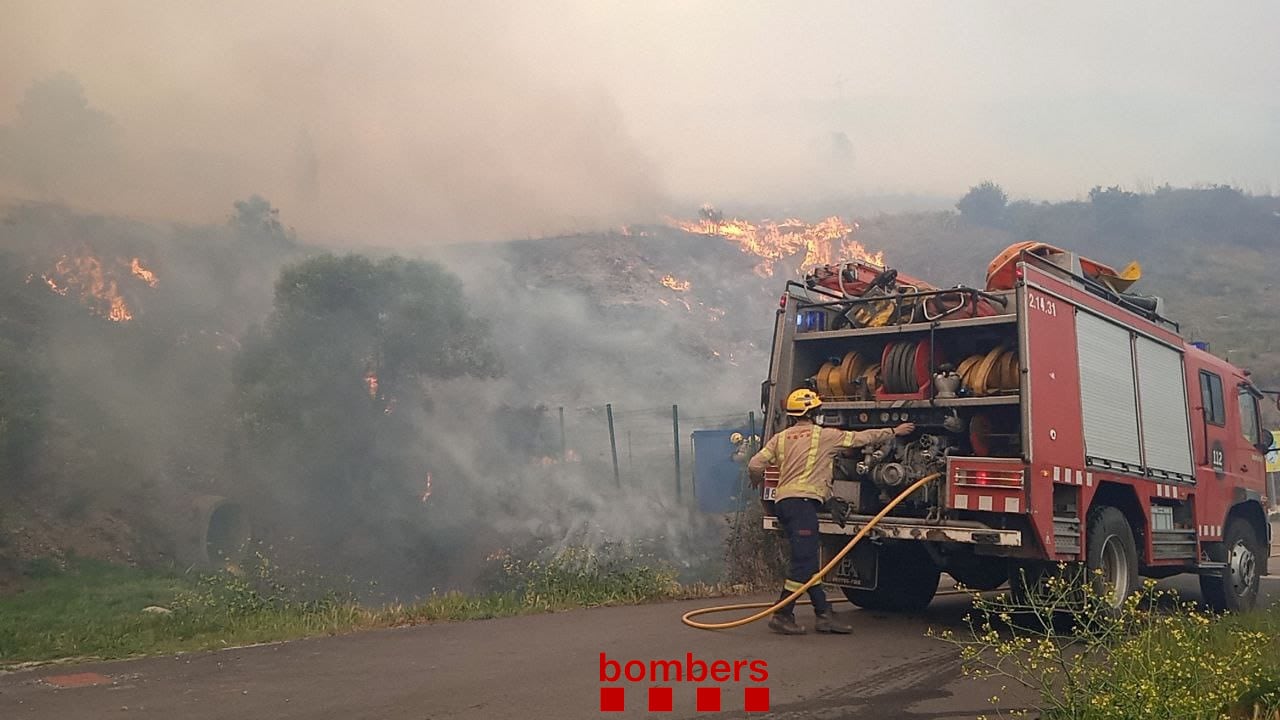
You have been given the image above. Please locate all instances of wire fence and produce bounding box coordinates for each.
[544,402,757,502]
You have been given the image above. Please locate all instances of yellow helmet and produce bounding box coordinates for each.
[730,432,744,445]
[785,388,822,416]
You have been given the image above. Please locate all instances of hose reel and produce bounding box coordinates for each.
[957,346,1019,396]
[815,351,881,400]
[880,339,937,395]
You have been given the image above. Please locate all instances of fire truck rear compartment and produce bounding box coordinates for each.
[786,307,1025,520]
[760,248,1273,611]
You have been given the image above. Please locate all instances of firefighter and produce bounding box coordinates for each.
[748,388,914,635]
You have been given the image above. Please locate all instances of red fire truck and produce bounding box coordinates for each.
[760,244,1275,612]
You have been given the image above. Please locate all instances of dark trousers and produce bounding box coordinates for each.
[774,497,830,616]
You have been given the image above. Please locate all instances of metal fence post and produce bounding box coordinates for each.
[672,404,682,501]
[558,406,566,462]
[606,403,620,487]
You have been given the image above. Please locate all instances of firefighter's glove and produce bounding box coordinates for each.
[826,497,852,529]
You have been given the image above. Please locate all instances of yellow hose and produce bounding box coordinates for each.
[682,472,943,630]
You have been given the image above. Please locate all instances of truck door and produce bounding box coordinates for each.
[1197,370,1231,479]
[1234,383,1265,482]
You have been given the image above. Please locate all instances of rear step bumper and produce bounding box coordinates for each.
[763,516,1023,547]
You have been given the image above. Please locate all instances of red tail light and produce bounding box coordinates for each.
[954,467,1025,488]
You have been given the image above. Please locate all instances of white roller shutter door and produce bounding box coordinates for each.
[1135,337,1194,479]
[1076,310,1143,468]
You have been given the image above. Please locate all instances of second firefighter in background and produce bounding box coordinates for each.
[748,388,914,635]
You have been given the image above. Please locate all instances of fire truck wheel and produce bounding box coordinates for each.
[1199,518,1262,613]
[1085,505,1139,610]
[841,543,940,612]
[1009,561,1053,606]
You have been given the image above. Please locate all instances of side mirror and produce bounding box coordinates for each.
[1259,430,1278,455]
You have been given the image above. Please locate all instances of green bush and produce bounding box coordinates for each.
[932,569,1280,719]
[171,552,353,617]
[721,499,786,589]
[483,541,679,609]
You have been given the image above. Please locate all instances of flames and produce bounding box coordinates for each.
[45,254,132,322]
[130,258,159,287]
[660,274,691,291]
[674,207,884,277]
[30,250,159,323]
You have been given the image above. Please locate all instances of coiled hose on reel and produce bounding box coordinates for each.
[682,472,944,630]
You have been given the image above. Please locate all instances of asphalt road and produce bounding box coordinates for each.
[3,575,1277,720]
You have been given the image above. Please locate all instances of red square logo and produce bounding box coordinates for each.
[600,687,624,712]
[696,686,721,712]
[744,686,770,712]
[648,687,673,712]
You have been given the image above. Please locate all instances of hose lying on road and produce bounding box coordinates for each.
[682,472,948,630]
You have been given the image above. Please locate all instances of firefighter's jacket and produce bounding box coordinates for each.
[748,422,893,502]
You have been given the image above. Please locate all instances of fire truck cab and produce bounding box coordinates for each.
[759,246,1275,612]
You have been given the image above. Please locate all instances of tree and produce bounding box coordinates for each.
[698,204,725,226]
[231,195,295,246]
[0,252,50,488]
[232,254,498,526]
[956,181,1009,227]
[0,74,117,193]
[1088,185,1142,242]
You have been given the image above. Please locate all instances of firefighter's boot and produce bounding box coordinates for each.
[768,613,806,635]
[814,610,853,634]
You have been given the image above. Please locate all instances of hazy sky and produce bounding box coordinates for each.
[2,1,1277,243]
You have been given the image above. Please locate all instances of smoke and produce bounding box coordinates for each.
[12,1,1274,592]
[0,74,118,196]
[392,235,775,589]
[0,179,787,595]
[8,2,1278,245]
[0,2,665,245]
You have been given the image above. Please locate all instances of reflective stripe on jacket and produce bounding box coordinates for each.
[748,422,894,501]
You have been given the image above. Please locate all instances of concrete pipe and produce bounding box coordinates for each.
[189,495,252,568]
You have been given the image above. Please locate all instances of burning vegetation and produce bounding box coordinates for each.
[130,258,159,288]
[29,251,159,323]
[674,205,884,277]
[660,274,692,291]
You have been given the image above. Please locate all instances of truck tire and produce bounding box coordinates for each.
[1199,518,1262,613]
[1085,505,1139,610]
[841,543,940,612]
[1009,560,1057,607]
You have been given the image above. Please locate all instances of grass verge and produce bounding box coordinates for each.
[0,544,712,668]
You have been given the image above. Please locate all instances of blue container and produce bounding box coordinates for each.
[691,428,753,514]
